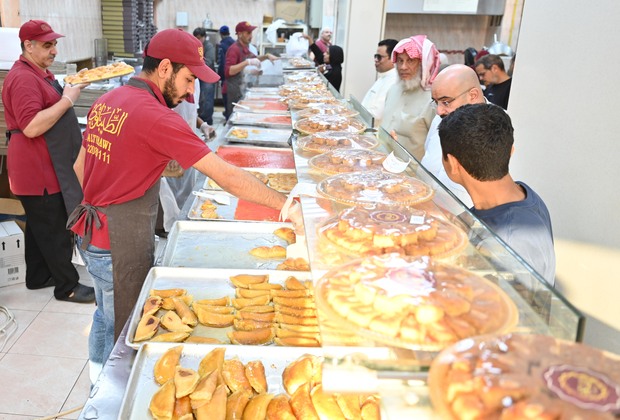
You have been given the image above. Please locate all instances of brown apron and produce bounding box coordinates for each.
[68,77,164,339]
[226,41,254,108]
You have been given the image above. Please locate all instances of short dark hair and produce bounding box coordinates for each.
[378,39,398,57]
[142,55,186,75]
[475,54,505,72]
[438,103,513,181]
[193,27,207,38]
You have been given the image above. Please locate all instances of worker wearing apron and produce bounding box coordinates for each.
[68,29,302,383]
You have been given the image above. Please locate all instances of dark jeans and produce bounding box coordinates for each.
[17,191,79,298]
[198,81,215,125]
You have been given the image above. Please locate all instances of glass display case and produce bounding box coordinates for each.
[287,74,584,378]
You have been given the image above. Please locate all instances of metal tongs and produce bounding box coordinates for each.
[192,190,231,205]
[232,102,252,111]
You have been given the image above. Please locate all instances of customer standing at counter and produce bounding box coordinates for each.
[439,103,556,285]
[68,28,302,380]
[421,64,487,207]
[224,21,277,114]
[475,54,512,110]
[361,38,399,127]
[381,35,440,161]
[302,33,344,92]
[311,28,332,65]
[2,20,95,303]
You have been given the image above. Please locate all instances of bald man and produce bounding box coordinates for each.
[420,64,486,207]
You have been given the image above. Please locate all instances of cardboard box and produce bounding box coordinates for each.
[0,220,25,287]
[275,0,307,23]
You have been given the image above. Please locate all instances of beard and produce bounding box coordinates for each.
[162,74,181,108]
[400,73,423,92]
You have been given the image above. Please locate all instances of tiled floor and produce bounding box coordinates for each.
[0,108,228,420]
[0,264,94,420]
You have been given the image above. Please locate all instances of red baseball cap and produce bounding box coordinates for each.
[235,21,257,33]
[19,20,64,42]
[144,29,220,83]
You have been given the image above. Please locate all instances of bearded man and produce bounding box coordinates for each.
[68,29,303,383]
[381,35,440,160]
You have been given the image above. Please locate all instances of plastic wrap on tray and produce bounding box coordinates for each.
[297,131,379,154]
[316,169,434,206]
[295,115,367,134]
[428,333,620,420]
[279,82,327,98]
[309,149,387,174]
[295,103,359,118]
[315,254,518,351]
[318,206,468,259]
[234,100,289,114]
[283,70,321,83]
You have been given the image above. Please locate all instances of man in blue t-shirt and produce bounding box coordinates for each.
[438,103,556,286]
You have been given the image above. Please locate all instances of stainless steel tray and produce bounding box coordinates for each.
[160,220,296,268]
[118,343,325,419]
[202,167,298,193]
[229,112,292,128]
[125,267,312,349]
[187,194,238,221]
[224,125,292,147]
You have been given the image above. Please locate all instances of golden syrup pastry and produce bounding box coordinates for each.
[153,345,183,385]
[266,394,297,420]
[142,295,163,316]
[274,227,297,244]
[227,327,276,345]
[160,310,193,333]
[226,389,253,419]
[189,369,218,402]
[172,297,198,327]
[150,331,190,343]
[245,360,268,393]
[149,379,176,420]
[174,366,200,398]
[194,383,226,420]
[222,358,253,394]
[243,393,275,420]
[197,347,226,378]
[134,314,160,342]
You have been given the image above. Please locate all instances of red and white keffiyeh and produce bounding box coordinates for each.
[392,35,440,91]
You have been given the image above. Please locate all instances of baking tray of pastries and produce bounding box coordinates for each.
[309,149,387,174]
[161,221,303,269]
[119,344,387,420]
[63,61,134,84]
[229,112,292,128]
[318,206,468,260]
[202,168,298,193]
[428,333,620,419]
[224,125,292,147]
[295,103,359,119]
[314,254,518,352]
[296,131,379,154]
[294,115,367,134]
[316,170,434,207]
[233,100,290,115]
[125,267,317,349]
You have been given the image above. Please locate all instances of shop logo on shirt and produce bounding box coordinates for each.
[89,103,128,136]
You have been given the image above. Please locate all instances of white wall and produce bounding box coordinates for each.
[509,0,620,353]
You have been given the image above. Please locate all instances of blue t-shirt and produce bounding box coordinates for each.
[471,181,556,285]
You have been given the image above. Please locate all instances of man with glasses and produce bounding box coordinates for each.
[361,39,398,127]
[381,35,441,160]
[420,64,487,207]
[475,54,512,110]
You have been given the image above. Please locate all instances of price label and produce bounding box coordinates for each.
[382,152,410,173]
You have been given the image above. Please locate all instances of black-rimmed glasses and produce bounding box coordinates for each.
[431,88,474,107]
[374,54,388,61]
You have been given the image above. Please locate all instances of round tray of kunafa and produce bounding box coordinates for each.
[428,333,620,420]
[288,94,340,110]
[296,103,359,118]
[298,131,379,154]
[318,206,468,260]
[314,254,518,351]
[309,149,387,174]
[316,169,434,206]
[295,115,367,134]
[283,71,321,83]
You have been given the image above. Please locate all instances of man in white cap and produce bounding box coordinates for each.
[2,20,94,304]
[68,28,302,381]
[381,35,441,160]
